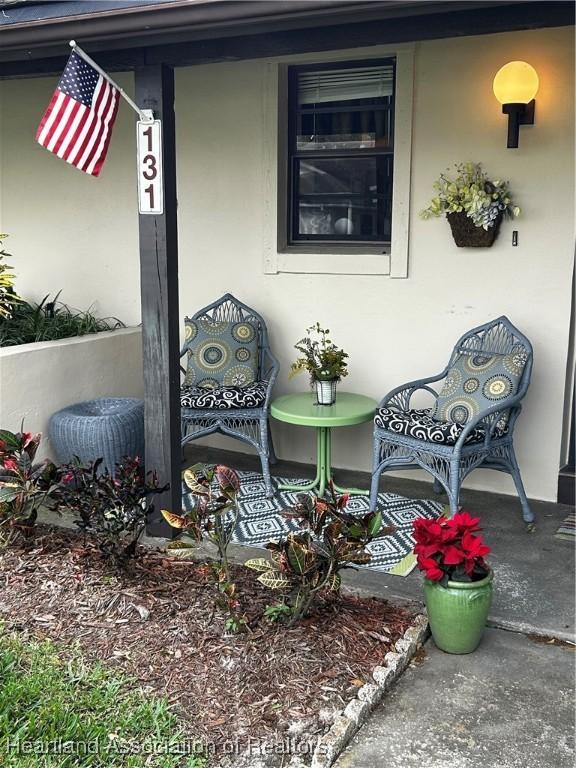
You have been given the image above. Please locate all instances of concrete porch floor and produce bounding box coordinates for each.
[184,445,576,642]
[334,627,575,768]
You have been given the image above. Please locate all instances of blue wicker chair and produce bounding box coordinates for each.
[180,293,279,497]
[370,316,534,523]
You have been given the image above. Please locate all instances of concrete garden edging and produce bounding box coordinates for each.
[301,613,430,768]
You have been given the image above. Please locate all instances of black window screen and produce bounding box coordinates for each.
[288,59,395,245]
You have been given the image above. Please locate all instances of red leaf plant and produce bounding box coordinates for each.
[413,511,491,585]
[0,428,58,545]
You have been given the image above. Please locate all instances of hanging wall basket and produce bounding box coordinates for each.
[446,212,502,248]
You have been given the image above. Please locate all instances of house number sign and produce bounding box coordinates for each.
[137,119,163,215]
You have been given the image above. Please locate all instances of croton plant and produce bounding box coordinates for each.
[246,483,395,625]
[0,429,57,545]
[162,464,246,632]
[50,456,166,565]
[413,511,491,585]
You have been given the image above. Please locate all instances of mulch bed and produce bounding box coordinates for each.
[0,526,415,760]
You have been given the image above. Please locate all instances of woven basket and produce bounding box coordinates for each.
[49,397,144,473]
[446,212,502,247]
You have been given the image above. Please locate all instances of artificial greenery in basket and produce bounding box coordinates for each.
[420,162,520,247]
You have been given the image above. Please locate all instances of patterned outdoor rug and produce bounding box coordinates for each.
[183,471,443,576]
[555,511,576,541]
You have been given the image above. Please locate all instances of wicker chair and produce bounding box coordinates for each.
[370,316,534,523]
[180,293,279,497]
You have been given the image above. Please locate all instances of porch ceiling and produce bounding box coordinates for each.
[0,0,573,77]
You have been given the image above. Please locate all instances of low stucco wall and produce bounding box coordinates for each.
[0,328,144,461]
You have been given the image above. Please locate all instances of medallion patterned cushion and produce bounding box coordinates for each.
[183,317,259,389]
[181,381,268,410]
[374,407,508,446]
[432,350,528,425]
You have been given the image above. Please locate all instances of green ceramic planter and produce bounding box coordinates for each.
[423,570,493,654]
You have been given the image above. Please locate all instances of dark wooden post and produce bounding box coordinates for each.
[135,64,181,536]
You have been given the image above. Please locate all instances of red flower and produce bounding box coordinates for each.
[442,544,466,566]
[413,518,444,545]
[62,471,75,484]
[413,510,490,581]
[447,511,482,535]
[417,556,444,581]
[2,457,18,472]
[461,531,491,575]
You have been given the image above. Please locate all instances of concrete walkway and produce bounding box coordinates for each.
[335,628,575,768]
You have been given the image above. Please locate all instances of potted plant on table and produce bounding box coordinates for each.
[420,162,520,247]
[413,511,493,654]
[290,323,348,405]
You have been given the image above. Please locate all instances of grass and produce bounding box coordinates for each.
[0,293,124,347]
[0,630,206,767]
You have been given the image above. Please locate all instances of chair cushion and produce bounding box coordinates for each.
[181,381,268,410]
[183,318,259,389]
[374,407,507,446]
[432,350,528,425]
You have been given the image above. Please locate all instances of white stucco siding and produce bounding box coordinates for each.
[0,25,573,501]
[0,73,140,326]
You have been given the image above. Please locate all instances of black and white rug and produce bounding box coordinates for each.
[183,471,443,576]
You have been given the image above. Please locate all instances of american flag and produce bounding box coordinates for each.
[36,51,120,177]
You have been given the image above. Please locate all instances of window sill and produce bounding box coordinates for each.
[272,250,391,275]
[282,243,390,255]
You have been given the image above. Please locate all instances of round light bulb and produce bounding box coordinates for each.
[493,61,539,105]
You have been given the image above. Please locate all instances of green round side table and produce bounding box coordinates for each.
[270,392,377,497]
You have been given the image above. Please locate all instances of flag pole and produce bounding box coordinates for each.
[69,41,153,122]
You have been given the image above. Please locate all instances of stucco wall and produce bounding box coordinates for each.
[0,25,574,501]
[0,329,143,461]
[0,73,140,326]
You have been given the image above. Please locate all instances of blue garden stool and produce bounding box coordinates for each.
[49,397,144,473]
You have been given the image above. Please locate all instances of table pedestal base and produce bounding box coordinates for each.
[277,427,369,497]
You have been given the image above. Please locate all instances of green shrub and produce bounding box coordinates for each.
[0,293,123,347]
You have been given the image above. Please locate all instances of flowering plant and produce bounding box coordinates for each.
[420,162,520,230]
[413,511,491,585]
[290,323,348,382]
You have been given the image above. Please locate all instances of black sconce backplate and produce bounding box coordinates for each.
[502,100,535,148]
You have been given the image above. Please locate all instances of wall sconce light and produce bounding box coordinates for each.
[493,61,539,148]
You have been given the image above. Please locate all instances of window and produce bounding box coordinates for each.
[287,59,395,247]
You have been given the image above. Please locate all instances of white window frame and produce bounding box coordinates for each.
[262,43,415,278]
